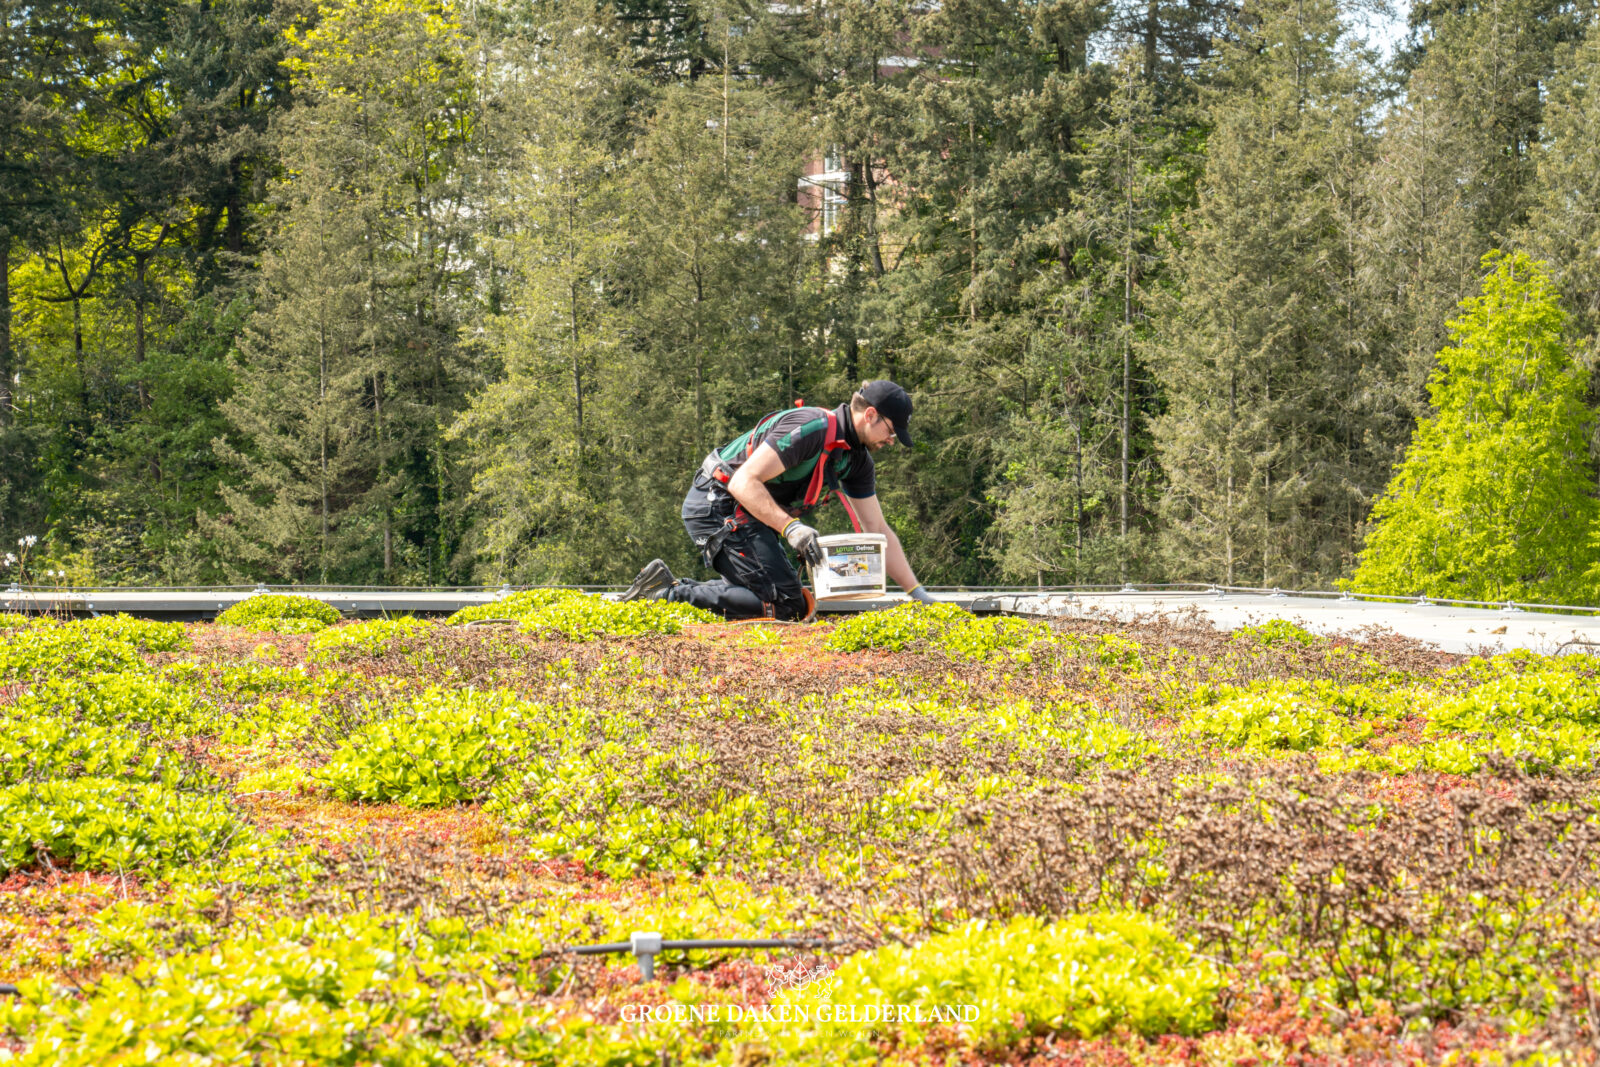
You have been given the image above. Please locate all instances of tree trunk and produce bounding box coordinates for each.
[1226,364,1236,586]
[319,319,330,584]
[375,372,391,578]
[857,159,886,277]
[50,238,104,428]
[968,118,979,324]
[1144,0,1159,79]
[71,294,86,405]
[132,224,171,413]
[226,161,245,255]
[133,252,150,410]
[693,262,705,459]
[1262,376,1272,587]
[0,241,11,428]
[1121,67,1135,578]
[571,278,584,463]
[1073,409,1085,572]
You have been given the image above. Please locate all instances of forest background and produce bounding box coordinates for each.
[4,0,1600,599]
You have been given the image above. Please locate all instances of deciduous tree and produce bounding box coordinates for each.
[1351,252,1599,603]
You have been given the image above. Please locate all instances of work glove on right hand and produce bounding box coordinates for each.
[907,584,938,604]
[783,520,824,566]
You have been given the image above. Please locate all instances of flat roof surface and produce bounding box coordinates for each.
[987,591,1600,656]
[4,586,1595,655]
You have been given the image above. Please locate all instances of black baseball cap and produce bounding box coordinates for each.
[858,380,914,447]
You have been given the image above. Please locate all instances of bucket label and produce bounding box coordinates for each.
[822,543,884,590]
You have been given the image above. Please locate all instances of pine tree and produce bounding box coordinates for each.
[205,149,374,583]
[1360,72,1487,421]
[627,76,810,457]
[1148,0,1383,586]
[1522,26,1600,344]
[815,0,1113,583]
[1399,0,1585,241]
[1363,0,1582,427]
[1350,252,1599,604]
[986,52,1192,584]
[449,8,655,582]
[211,0,487,582]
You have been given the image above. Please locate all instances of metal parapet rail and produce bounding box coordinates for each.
[3,581,1599,619]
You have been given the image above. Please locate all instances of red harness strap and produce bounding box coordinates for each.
[712,408,862,533]
[802,411,852,511]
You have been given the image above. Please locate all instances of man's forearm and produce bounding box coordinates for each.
[882,527,920,591]
[727,472,795,532]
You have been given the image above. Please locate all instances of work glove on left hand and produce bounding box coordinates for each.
[783,520,824,566]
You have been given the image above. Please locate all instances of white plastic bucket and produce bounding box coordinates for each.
[812,533,888,600]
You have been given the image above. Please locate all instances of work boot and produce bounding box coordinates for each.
[620,559,676,602]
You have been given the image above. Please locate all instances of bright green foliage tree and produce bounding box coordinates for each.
[1350,252,1599,604]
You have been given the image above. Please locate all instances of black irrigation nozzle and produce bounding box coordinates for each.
[544,932,838,981]
[0,983,18,997]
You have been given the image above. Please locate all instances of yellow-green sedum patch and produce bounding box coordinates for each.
[215,593,341,634]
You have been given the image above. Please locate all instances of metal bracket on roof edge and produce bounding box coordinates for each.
[631,931,663,980]
[1121,583,1137,593]
[1270,587,1286,598]
[1210,585,1225,599]
[1418,595,1434,606]
[1338,589,1354,601]
[1503,601,1524,613]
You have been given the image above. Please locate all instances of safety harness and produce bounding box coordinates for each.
[701,406,863,532]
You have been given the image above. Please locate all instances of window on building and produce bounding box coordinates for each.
[820,181,846,236]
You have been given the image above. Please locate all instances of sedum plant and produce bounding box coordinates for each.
[0,710,196,789]
[215,594,341,634]
[448,589,713,638]
[0,777,249,874]
[315,688,533,806]
[444,587,586,624]
[307,615,430,663]
[80,614,190,652]
[778,912,1221,1055]
[518,594,716,640]
[0,625,146,681]
[825,601,1048,659]
[1229,619,1318,647]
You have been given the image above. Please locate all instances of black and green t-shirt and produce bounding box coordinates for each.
[715,403,875,508]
